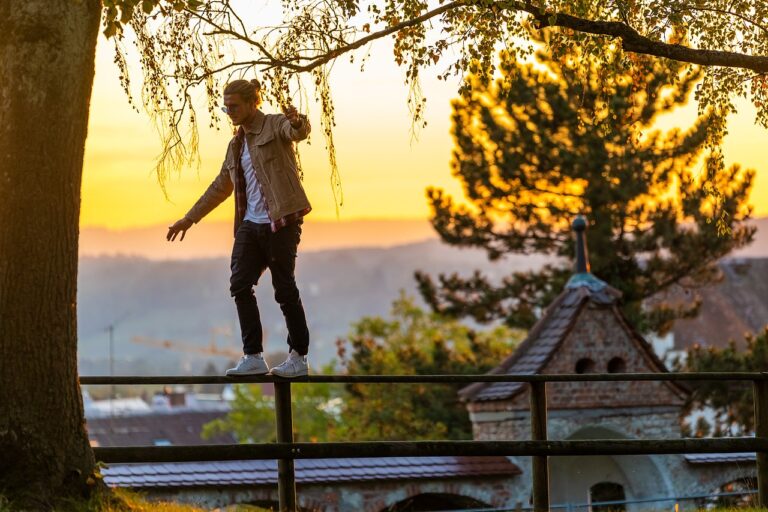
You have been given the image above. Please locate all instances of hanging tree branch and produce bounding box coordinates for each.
[103,0,768,207]
[515,2,768,73]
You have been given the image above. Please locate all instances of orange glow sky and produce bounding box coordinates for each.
[81,34,768,231]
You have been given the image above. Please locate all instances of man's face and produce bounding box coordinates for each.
[223,93,256,126]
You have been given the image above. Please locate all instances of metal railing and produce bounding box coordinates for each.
[81,372,768,512]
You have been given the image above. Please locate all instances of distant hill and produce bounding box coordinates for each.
[77,239,552,373]
[79,216,768,260]
[77,217,768,374]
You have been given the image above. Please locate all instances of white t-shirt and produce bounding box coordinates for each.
[240,142,271,223]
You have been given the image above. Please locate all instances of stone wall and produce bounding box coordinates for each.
[543,306,685,409]
[471,405,683,441]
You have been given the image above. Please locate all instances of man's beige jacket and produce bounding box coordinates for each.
[185,110,311,233]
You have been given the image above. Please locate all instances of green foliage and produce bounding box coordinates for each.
[203,363,344,443]
[0,487,213,511]
[681,327,768,435]
[416,41,754,334]
[336,293,521,440]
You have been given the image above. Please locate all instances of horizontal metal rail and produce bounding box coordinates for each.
[93,437,765,463]
[83,372,768,512]
[79,371,768,385]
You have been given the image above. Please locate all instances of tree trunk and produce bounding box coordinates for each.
[0,0,101,505]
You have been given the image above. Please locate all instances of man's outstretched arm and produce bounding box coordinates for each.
[279,105,310,142]
[167,161,234,242]
[166,216,194,241]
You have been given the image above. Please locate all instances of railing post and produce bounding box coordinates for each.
[754,378,768,508]
[530,381,549,511]
[274,381,297,512]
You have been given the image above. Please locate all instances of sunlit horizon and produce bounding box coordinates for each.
[82,33,768,235]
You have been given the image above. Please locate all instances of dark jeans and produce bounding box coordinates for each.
[230,220,309,356]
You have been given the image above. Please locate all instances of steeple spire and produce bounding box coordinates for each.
[565,215,609,292]
[573,215,590,274]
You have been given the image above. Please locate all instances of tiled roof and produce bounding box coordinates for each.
[663,258,768,352]
[84,397,152,418]
[684,452,756,464]
[460,281,622,402]
[102,456,521,488]
[87,411,236,447]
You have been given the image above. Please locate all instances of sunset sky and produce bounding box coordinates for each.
[81,33,768,235]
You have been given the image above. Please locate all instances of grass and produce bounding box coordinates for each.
[0,488,272,512]
[84,489,206,511]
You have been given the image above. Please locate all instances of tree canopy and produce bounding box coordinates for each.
[336,295,519,440]
[415,40,754,333]
[203,366,344,443]
[104,0,768,197]
[680,327,768,436]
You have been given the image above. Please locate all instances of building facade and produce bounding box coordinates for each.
[460,217,756,509]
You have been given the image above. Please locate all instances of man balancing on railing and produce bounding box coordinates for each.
[166,78,311,378]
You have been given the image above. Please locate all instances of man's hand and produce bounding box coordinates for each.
[283,105,302,128]
[167,217,194,242]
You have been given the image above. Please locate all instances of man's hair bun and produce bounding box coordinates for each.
[223,78,262,105]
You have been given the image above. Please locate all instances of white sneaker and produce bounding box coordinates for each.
[270,350,308,378]
[226,354,269,376]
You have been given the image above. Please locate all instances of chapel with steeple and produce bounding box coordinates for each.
[459,216,755,508]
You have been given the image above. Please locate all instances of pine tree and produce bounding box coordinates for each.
[416,43,755,334]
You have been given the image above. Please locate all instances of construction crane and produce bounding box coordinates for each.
[131,332,241,359]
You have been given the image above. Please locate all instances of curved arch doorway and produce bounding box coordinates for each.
[381,493,492,512]
[549,425,672,509]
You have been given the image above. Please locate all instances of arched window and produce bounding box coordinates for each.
[607,357,627,373]
[382,493,491,512]
[575,358,596,374]
[590,482,626,512]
